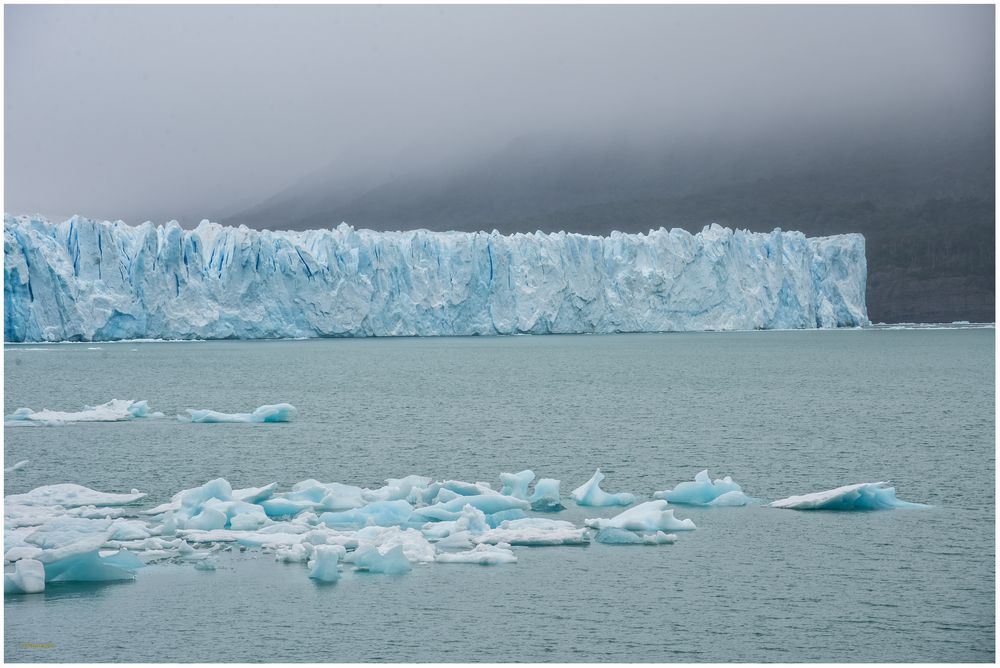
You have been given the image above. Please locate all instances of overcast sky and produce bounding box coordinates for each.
[5,4,994,224]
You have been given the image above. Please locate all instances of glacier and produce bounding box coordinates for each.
[4,214,868,342]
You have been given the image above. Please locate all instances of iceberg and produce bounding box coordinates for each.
[412,493,530,522]
[4,559,46,594]
[770,482,928,510]
[5,459,29,472]
[353,526,436,563]
[308,545,344,581]
[436,543,517,565]
[34,533,145,583]
[6,483,146,508]
[585,501,697,532]
[499,470,535,500]
[5,399,162,424]
[473,518,591,546]
[528,478,564,512]
[653,470,753,506]
[594,528,677,545]
[319,500,414,529]
[4,215,869,342]
[571,469,636,507]
[194,558,217,571]
[350,544,412,575]
[181,404,297,423]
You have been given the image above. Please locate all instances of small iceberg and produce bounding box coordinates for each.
[473,518,590,546]
[36,534,145,583]
[7,483,146,508]
[5,459,29,473]
[436,543,517,565]
[5,399,163,425]
[585,500,696,532]
[180,403,297,423]
[499,470,535,500]
[653,470,753,506]
[319,500,413,529]
[770,482,929,510]
[571,469,635,507]
[308,545,345,581]
[529,478,564,512]
[350,544,412,575]
[594,528,677,545]
[4,558,45,594]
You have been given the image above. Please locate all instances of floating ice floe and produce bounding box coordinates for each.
[571,469,636,507]
[10,469,928,593]
[4,559,45,594]
[308,545,345,581]
[348,544,412,574]
[499,470,535,500]
[320,500,413,529]
[5,459,29,472]
[594,529,678,545]
[585,501,697,532]
[436,543,517,565]
[653,470,754,506]
[180,403,297,423]
[529,478,564,512]
[7,483,146,508]
[412,493,530,523]
[5,399,163,425]
[769,482,929,510]
[473,518,591,546]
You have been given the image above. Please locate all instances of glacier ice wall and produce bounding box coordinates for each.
[4,214,868,342]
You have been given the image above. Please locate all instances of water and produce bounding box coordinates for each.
[4,329,995,662]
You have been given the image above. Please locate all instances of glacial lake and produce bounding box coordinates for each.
[3,328,995,662]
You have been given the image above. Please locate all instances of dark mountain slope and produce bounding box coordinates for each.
[226,133,994,324]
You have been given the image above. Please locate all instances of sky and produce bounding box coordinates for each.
[4,4,994,224]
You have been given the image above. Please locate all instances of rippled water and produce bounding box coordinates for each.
[4,329,995,662]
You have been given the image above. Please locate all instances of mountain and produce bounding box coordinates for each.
[225,130,995,324]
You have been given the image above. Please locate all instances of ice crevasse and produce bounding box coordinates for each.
[4,215,869,342]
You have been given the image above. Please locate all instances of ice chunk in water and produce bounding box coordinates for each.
[585,501,696,532]
[354,527,436,563]
[5,399,162,424]
[7,484,146,508]
[364,475,433,502]
[474,518,591,546]
[436,543,517,565]
[413,494,530,522]
[769,482,928,510]
[319,500,414,529]
[5,459,29,473]
[571,469,635,507]
[351,544,412,575]
[308,545,344,581]
[181,404,297,423]
[594,528,677,545]
[499,470,535,500]
[653,470,753,506]
[36,533,145,582]
[4,558,45,594]
[529,478,564,512]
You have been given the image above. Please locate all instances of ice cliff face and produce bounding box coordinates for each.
[4,214,868,342]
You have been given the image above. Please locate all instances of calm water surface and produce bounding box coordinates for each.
[3,330,995,662]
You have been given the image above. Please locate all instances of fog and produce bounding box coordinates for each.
[4,4,994,224]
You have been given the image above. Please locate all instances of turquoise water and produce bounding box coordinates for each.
[4,329,995,662]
